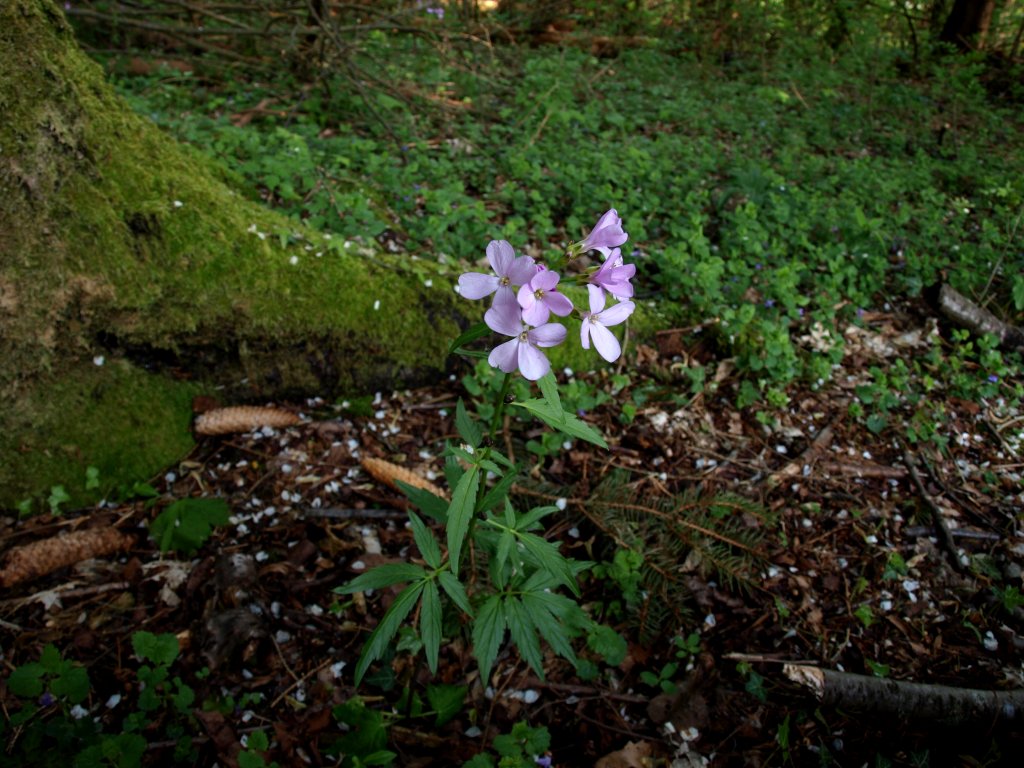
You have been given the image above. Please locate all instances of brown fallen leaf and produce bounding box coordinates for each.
[0,527,134,588]
[594,740,654,768]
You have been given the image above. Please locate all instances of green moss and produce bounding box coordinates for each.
[0,1,471,505]
[0,360,199,509]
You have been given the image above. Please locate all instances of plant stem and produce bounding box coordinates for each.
[487,372,514,443]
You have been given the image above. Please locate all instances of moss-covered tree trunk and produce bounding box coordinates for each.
[0,0,469,507]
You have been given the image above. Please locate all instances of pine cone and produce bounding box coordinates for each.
[0,527,135,588]
[360,457,449,500]
[194,406,300,436]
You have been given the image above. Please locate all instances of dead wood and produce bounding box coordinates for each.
[937,283,1024,353]
[785,664,1024,726]
[902,450,966,573]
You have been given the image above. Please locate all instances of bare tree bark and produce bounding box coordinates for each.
[940,0,997,51]
[937,284,1024,354]
[786,665,1024,726]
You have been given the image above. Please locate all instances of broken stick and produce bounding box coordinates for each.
[785,664,1024,726]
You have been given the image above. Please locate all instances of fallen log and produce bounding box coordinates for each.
[937,284,1024,354]
[785,664,1024,726]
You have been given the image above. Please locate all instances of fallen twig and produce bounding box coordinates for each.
[785,664,1024,726]
[901,451,966,573]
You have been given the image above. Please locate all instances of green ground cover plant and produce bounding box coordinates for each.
[109,33,1023,403]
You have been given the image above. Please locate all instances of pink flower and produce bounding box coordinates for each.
[578,209,628,256]
[458,240,536,306]
[485,296,566,381]
[517,269,574,326]
[580,285,634,362]
[589,247,636,300]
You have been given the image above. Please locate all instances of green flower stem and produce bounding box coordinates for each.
[465,372,515,565]
[488,372,514,443]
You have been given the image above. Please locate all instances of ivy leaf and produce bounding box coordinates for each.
[6,663,45,698]
[455,398,482,448]
[447,466,480,576]
[354,582,425,684]
[148,497,230,555]
[426,684,467,726]
[336,563,427,594]
[131,631,180,666]
[408,511,442,569]
[472,595,506,683]
[421,580,442,674]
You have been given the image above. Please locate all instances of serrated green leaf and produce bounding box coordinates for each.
[39,644,61,673]
[515,505,559,531]
[426,683,468,726]
[52,665,90,704]
[455,399,482,448]
[537,372,563,419]
[494,530,515,578]
[478,470,517,515]
[396,480,449,523]
[587,623,627,666]
[337,563,427,594]
[521,592,577,665]
[421,581,442,674]
[512,399,607,448]
[517,532,579,596]
[447,466,480,576]
[408,511,442,569]
[506,598,545,679]
[355,582,425,684]
[472,595,505,682]
[448,321,492,356]
[131,631,180,666]
[438,571,473,616]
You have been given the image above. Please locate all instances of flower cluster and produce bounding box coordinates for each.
[457,210,636,380]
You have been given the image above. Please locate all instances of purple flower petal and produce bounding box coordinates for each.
[507,255,538,285]
[588,320,621,362]
[597,299,635,327]
[486,240,515,275]
[459,272,498,299]
[587,284,606,314]
[489,337,520,373]
[518,342,551,380]
[485,297,524,337]
[529,322,567,348]
[544,290,574,317]
[521,300,551,326]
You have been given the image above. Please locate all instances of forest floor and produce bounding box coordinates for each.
[2,299,1023,767]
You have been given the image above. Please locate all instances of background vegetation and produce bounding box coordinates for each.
[67,0,1024,400]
